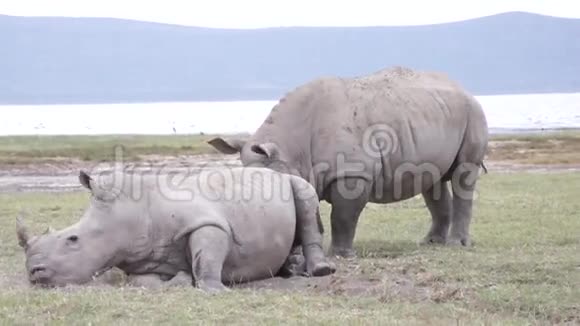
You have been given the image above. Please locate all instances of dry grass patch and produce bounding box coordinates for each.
[488,130,580,164]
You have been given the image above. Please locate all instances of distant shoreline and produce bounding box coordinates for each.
[1,93,579,136]
[0,127,578,137]
[488,127,580,135]
[1,91,580,107]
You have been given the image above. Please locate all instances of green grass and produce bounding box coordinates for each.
[1,172,579,324]
[1,130,580,165]
[0,134,238,164]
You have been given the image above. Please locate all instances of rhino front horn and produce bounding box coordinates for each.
[16,216,30,249]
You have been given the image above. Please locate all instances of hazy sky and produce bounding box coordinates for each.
[1,0,580,28]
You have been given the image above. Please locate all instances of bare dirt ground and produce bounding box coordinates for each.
[0,154,239,193]
[1,153,580,193]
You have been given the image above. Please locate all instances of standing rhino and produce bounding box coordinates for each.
[16,167,336,292]
[208,66,489,258]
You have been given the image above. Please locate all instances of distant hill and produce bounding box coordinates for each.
[1,12,579,104]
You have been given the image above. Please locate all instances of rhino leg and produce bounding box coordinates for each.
[188,226,231,293]
[277,245,307,278]
[278,209,329,277]
[448,163,479,246]
[295,209,336,277]
[166,271,194,287]
[326,177,371,258]
[420,181,452,245]
[289,175,336,276]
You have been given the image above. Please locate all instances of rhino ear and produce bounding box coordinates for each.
[80,170,122,202]
[251,142,280,160]
[208,137,245,155]
[16,216,29,249]
[79,170,94,190]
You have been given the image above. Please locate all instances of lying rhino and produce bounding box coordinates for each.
[16,167,336,292]
[209,66,489,258]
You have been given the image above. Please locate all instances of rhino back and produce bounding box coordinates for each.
[251,67,486,194]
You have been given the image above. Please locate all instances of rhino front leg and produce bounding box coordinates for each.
[326,177,371,258]
[188,225,231,293]
[420,181,451,245]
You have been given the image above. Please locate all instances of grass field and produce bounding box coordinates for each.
[0,134,227,164]
[0,171,578,324]
[1,130,580,165]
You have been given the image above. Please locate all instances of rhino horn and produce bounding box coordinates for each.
[16,215,30,249]
[79,170,93,190]
[207,137,245,154]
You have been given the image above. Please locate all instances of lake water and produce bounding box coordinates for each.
[0,92,579,136]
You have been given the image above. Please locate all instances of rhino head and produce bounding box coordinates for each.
[208,137,302,178]
[16,170,140,287]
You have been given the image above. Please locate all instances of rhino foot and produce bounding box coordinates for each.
[446,237,472,247]
[167,271,193,287]
[197,280,230,294]
[419,234,447,246]
[278,253,307,278]
[309,261,337,277]
[329,247,357,259]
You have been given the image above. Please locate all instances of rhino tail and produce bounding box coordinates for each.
[481,161,488,174]
[315,208,324,235]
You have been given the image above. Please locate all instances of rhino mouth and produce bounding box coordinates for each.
[30,280,57,288]
[28,264,114,287]
[28,266,57,288]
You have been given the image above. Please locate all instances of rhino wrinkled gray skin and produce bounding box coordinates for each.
[209,66,489,258]
[17,168,336,292]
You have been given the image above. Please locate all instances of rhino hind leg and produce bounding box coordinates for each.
[188,226,231,293]
[297,216,335,277]
[276,245,307,278]
[167,271,194,287]
[447,162,479,246]
[420,181,452,245]
[289,176,337,276]
[326,177,371,258]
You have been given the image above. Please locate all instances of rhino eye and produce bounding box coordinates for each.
[67,235,79,243]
